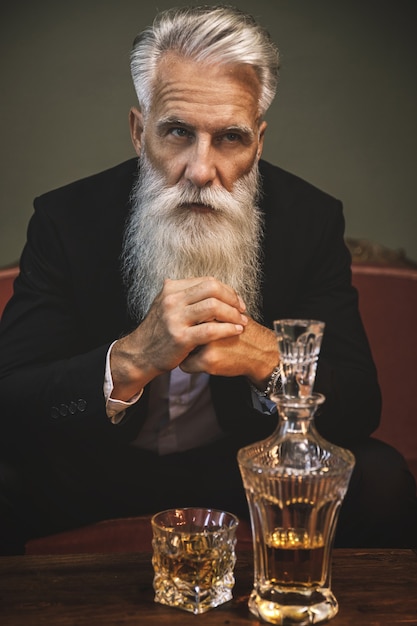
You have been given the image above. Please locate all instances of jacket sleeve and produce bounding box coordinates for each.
[0,202,143,450]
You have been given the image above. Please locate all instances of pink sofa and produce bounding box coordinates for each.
[351,263,417,482]
[0,265,18,316]
[1,252,416,554]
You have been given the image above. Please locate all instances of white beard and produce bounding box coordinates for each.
[121,153,264,323]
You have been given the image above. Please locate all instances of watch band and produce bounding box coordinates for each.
[251,364,282,398]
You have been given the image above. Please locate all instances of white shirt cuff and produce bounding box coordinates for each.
[104,341,143,424]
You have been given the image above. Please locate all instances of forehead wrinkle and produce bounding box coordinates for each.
[151,58,261,114]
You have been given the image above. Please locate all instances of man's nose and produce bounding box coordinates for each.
[184,139,217,187]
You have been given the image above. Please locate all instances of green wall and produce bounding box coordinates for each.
[1,0,416,266]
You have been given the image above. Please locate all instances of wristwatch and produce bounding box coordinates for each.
[251,364,282,398]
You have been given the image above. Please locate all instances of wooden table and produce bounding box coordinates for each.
[0,549,416,625]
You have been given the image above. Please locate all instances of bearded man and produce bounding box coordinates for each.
[0,5,416,554]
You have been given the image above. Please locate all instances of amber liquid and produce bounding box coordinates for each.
[248,526,337,623]
[265,528,325,586]
[154,542,229,592]
[152,531,235,613]
[246,488,340,623]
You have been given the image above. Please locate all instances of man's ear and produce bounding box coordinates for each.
[257,120,267,161]
[129,107,144,156]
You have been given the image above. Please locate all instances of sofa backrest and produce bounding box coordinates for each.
[0,265,19,319]
[352,264,417,480]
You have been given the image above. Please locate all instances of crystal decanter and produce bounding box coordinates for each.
[238,319,355,625]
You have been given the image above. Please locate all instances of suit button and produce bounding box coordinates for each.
[68,401,77,414]
[77,399,87,412]
[59,404,68,417]
[51,406,60,419]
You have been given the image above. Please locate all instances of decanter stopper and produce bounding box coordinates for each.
[273,319,324,400]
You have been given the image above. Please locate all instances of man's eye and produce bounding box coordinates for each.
[223,133,241,143]
[170,128,191,138]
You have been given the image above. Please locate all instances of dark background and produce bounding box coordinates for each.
[1,0,416,265]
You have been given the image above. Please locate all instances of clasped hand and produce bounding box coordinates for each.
[111,276,278,400]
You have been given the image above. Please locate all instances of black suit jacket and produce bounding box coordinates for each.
[0,158,381,453]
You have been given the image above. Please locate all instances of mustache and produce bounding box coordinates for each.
[162,184,236,213]
[135,154,261,218]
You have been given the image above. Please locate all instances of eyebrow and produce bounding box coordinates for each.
[157,116,188,129]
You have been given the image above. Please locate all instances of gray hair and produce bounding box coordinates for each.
[130,5,279,118]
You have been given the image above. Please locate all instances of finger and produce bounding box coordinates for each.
[187,320,245,346]
[185,297,248,326]
[164,276,246,312]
